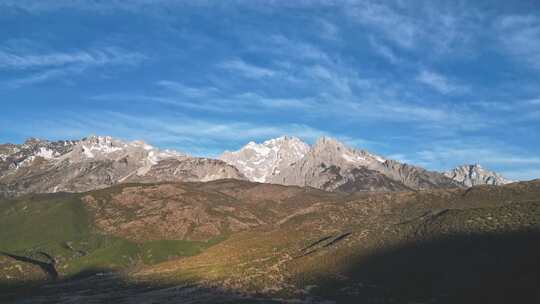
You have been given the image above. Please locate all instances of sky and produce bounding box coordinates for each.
[0,0,539,180]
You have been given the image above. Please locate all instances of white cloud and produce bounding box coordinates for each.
[0,47,146,70]
[11,110,335,155]
[218,59,277,78]
[416,69,466,95]
[317,19,339,40]
[0,0,185,13]
[1,47,147,88]
[496,15,540,69]
[5,65,85,88]
[90,89,315,114]
[348,2,417,48]
[368,36,399,64]
[156,80,219,98]
[346,1,478,53]
[264,35,331,63]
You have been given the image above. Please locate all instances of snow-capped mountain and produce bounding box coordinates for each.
[220,136,309,182]
[221,136,463,192]
[0,135,515,198]
[62,135,188,177]
[444,164,513,187]
[0,135,244,198]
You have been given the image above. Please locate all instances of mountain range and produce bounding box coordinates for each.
[0,136,243,198]
[220,135,512,191]
[0,135,536,304]
[0,135,512,198]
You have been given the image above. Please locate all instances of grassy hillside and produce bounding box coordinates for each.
[0,190,224,283]
[0,193,91,251]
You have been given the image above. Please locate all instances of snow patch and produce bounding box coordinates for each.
[342,152,364,163]
[36,147,57,159]
[82,146,95,158]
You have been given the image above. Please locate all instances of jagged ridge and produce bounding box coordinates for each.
[444,164,513,187]
[0,135,244,198]
[221,136,469,192]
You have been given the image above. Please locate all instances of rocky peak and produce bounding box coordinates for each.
[444,164,513,187]
[219,136,310,183]
[312,136,345,151]
[222,135,397,191]
[0,135,244,198]
[23,137,46,146]
[310,136,386,166]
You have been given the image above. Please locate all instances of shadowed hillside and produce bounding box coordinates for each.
[2,231,538,304]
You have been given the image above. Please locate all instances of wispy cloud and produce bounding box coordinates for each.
[416,69,467,95]
[317,18,339,40]
[1,0,188,13]
[0,47,145,70]
[91,84,315,114]
[368,36,399,64]
[218,59,277,78]
[496,15,540,69]
[264,35,331,63]
[156,80,219,98]
[346,1,478,54]
[6,65,85,88]
[7,110,336,156]
[347,2,417,49]
[1,47,147,88]
[90,45,491,131]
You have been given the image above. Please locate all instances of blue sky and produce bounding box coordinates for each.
[1,0,539,180]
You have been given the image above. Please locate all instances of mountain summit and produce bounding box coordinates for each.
[221,136,465,192]
[220,136,309,182]
[444,164,513,187]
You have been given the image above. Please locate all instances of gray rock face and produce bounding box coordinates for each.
[375,160,462,190]
[221,136,463,192]
[444,164,513,187]
[129,158,244,183]
[0,136,244,198]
